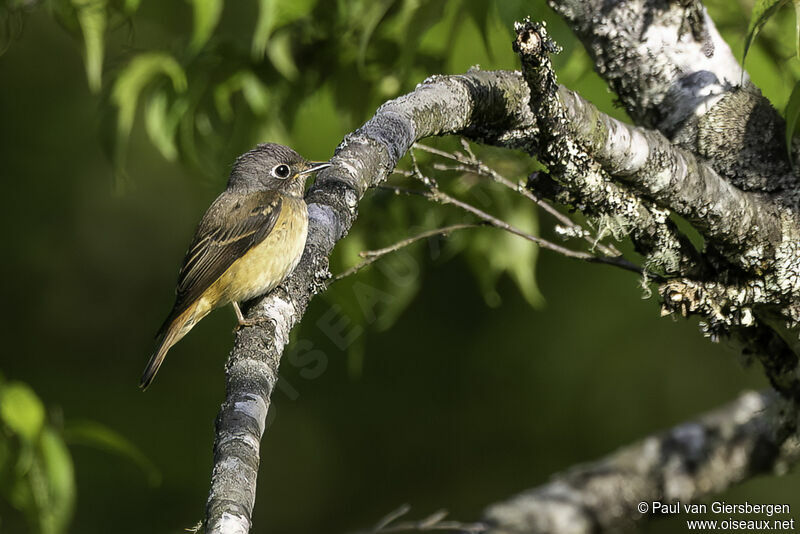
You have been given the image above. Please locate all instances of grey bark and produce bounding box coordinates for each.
[483,390,800,534]
[203,70,538,533]
[204,1,800,532]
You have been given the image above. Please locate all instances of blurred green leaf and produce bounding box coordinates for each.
[64,420,161,486]
[214,69,269,121]
[72,0,107,93]
[252,0,317,59]
[111,53,187,165]
[795,0,800,58]
[266,30,299,80]
[187,0,224,53]
[124,0,141,13]
[465,0,493,59]
[786,80,800,161]
[501,206,544,308]
[252,0,275,59]
[493,0,527,30]
[0,421,75,534]
[145,91,190,161]
[387,0,447,71]
[37,428,75,534]
[0,382,45,442]
[557,47,592,87]
[744,0,788,65]
[356,0,394,69]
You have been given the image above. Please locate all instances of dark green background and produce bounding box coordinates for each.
[0,1,796,533]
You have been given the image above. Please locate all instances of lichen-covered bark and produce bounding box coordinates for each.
[512,19,800,403]
[549,0,800,196]
[205,4,800,533]
[483,391,800,534]
[558,86,783,270]
[204,69,539,533]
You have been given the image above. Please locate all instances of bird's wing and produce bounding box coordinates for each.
[168,189,283,322]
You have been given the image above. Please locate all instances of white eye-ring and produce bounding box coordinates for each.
[272,164,291,179]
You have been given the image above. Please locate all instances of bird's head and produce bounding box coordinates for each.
[228,143,330,197]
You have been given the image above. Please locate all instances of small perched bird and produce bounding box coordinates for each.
[140,143,330,389]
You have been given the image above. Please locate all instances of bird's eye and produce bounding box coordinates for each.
[272,164,291,179]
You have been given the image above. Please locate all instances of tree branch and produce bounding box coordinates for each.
[415,140,622,258]
[510,19,800,402]
[548,0,799,194]
[483,390,800,534]
[333,223,483,281]
[203,69,543,533]
[204,10,800,530]
[514,19,784,273]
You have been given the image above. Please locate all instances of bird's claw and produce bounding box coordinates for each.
[233,316,277,333]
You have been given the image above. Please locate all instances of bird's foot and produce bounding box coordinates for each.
[234,316,276,330]
[232,302,278,332]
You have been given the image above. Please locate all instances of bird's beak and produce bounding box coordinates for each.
[297,161,331,176]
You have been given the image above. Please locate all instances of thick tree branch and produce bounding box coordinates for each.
[515,19,785,273]
[483,390,800,534]
[204,10,800,529]
[203,69,541,533]
[512,19,800,401]
[549,0,800,196]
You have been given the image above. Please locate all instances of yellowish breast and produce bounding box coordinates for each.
[201,196,308,309]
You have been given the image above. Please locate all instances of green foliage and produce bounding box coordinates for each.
[3,0,612,358]
[0,383,45,442]
[252,0,318,59]
[63,421,161,486]
[188,0,224,53]
[324,141,543,373]
[743,0,792,65]
[0,379,74,534]
[785,81,800,161]
[0,376,159,533]
[741,0,800,158]
[72,0,107,93]
[111,52,187,168]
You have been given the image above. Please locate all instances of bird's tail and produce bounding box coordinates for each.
[139,304,200,390]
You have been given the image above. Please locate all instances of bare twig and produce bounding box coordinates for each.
[333,223,483,281]
[388,165,653,279]
[413,142,622,258]
[358,505,487,534]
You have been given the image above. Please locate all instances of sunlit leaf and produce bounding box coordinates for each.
[266,30,298,80]
[744,0,788,65]
[0,422,75,534]
[501,206,544,308]
[251,0,276,59]
[795,0,800,58]
[273,0,317,28]
[214,70,269,121]
[0,382,45,442]
[64,420,161,486]
[38,428,75,534]
[72,0,107,92]
[111,53,187,165]
[145,91,190,161]
[356,0,394,68]
[187,0,224,53]
[124,0,141,13]
[785,80,800,161]
[252,0,317,59]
